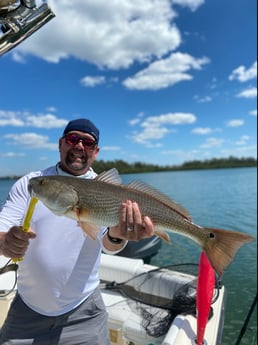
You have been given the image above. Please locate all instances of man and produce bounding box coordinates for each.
[0,118,155,345]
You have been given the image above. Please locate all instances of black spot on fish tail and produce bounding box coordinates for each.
[203,227,255,276]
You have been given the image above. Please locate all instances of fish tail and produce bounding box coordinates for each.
[203,228,255,276]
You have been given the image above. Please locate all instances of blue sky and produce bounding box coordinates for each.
[0,0,257,177]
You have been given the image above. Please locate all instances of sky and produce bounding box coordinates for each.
[0,0,257,177]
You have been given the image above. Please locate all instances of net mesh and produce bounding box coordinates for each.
[104,263,219,338]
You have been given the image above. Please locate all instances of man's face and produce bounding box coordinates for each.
[59,131,99,175]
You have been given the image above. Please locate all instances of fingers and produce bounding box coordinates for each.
[142,216,155,237]
[118,200,155,241]
[2,226,36,258]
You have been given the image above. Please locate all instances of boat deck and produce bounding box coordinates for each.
[99,254,226,345]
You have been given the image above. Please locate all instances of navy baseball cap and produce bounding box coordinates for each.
[63,118,99,143]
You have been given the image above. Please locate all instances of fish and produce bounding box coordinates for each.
[28,168,255,276]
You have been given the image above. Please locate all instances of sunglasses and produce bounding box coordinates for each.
[64,133,97,150]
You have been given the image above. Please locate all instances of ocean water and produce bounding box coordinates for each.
[0,167,257,345]
[122,167,257,345]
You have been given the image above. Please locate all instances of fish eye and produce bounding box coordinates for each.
[39,179,45,186]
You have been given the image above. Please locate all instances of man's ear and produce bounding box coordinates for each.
[58,137,63,152]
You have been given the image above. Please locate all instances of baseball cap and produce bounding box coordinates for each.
[63,118,99,143]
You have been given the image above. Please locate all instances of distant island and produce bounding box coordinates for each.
[93,156,257,174]
[0,156,256,180]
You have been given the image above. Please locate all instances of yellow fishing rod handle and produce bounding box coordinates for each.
[12,197,38,263]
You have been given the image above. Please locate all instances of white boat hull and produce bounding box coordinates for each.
[99,254,226,345]
[0,254,226,345]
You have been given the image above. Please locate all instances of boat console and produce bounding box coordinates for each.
[0,0,55,56]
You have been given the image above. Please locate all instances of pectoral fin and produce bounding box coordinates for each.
[155,229,171,243]
[78,221,99,240]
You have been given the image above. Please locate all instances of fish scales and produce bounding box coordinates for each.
[72,179,193,237]
[28,168,255,276]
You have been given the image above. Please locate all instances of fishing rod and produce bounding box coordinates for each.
[234,292,257,345]
[0,259,18,297]
[0,197,38,296]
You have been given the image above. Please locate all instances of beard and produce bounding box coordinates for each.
[64,149,89,172]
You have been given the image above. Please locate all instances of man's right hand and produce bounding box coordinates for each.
[0,226,36,258]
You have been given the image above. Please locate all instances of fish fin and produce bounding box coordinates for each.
[203,228,255,276]
[74,207,99,240]
[95,168,122,185]
[127,180,191,220]
[78,221,99,240]
[155,229,171,243]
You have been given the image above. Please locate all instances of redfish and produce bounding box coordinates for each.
[28,168,255,276]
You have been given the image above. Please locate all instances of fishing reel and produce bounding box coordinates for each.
[0,0,55,56]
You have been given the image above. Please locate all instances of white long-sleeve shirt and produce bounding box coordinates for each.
[0,164,125,316]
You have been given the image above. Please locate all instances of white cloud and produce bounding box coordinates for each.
[46,106,58,112]
[101,146,121,151]
[4,133,57,150]
[236,87,257,98]
[131,126,169,147]
[235,135,250,145]
[201,137,224,148]
[172,0,205,11]
[80,76,106,87]
[229,61,257,82]
[192,127,212,135]
[221,145,257,158]
[8,1,209,92]
[193,95,212,103]
[15,0,182,69]
[2,152,25,158]
[0,110,67,129]
[161,148,210,164]
[142,112,196,126]
[226,119,244,127]
[0,114,24,127]
[11,51,26,63]
[26,114,68,128]
[240,135,250,141]
[129,118,141,126]
[130,112,196,145]
[123,52,209,90]
[249,109,257,116]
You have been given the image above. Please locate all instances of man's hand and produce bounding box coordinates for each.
[109,200,155,241]
[0,226,36,258]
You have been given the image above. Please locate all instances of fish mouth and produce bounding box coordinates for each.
[28,180,36,197]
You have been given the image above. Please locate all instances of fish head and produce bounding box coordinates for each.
[28,176,79,216]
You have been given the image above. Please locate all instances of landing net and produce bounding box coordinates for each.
[102,263,221,337]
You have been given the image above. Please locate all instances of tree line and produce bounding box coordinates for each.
[92,156,257,174]
[1,156,256,180]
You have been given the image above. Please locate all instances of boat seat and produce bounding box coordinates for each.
[100,254,196,345]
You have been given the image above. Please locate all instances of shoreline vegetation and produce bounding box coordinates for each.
[1,156,256,180]
[93,156,257,174]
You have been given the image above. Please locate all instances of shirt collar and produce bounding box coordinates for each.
[55,163,97,179]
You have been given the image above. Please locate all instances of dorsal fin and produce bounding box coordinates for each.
[95,168,122,185]
[127,180,191,220]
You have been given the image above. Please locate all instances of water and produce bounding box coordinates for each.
[0,167,257,345]
[122,167,257,345]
